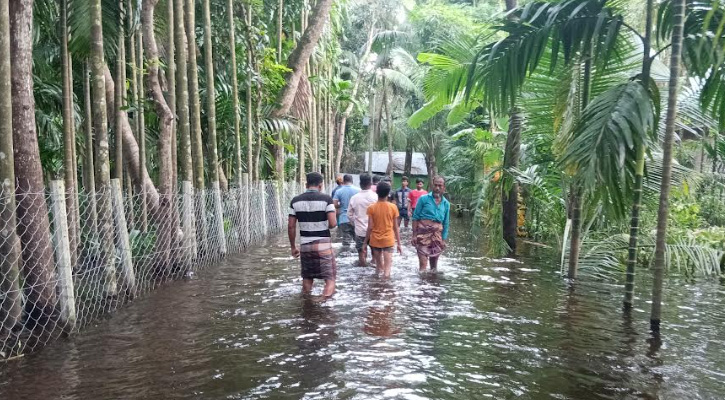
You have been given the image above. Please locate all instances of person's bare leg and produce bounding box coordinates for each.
[418,253,428,271]
[302,279,314,294]
[358,251,366,267]
[322,279,336,297]
[430,256,440,270]
[383,251,393,278]
[373,250,384,274]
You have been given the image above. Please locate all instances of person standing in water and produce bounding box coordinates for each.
[412,176,450,271]
[347,174,378,266]
[333,174,359,248]
[363,182,402,278]
[408,178,428,220]
[395,176,412,228]
[288,172,337,297]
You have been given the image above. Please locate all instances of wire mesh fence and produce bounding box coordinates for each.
[0,179,304,360]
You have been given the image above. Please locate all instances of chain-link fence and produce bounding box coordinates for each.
[0,179,304,360]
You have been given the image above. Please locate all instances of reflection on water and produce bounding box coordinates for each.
[1,222,725,399]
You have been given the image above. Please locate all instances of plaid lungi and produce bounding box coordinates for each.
[300,238,337,280]
[415,220,447,258]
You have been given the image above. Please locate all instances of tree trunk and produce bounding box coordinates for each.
[651,0,685,332]
[174,0,192,184]
[502,109,521,254]
[245,4,254,179]
[90,0,117,296]
[336,22,375,174]
[404,134,413,177]
[137,27,148,232]
[11,0,58,319]
[624,0,654,310]
[166,0,176,192]
[311,67,318,172]
[202,0,219,184]
[0,0,22,331]
[83,64,98,230]
[61,0,79,265]
[114,0,125,182]
[567,56,593,279]
[277,0,283,63]
[142,0,175,274]
[384,89,394,177]
[185,0,204,190]
[271,0,333,118]
[501,0,519,255]
[228,0,241,185]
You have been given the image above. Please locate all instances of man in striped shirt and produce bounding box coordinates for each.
[288,172,338,297]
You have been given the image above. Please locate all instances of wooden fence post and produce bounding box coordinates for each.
[50,180,77,331]
[242,173,250,245]
[111,179,135,295]
[211,181,227,255]
[260,181,268,238]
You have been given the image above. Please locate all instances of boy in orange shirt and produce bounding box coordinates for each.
[363,182,402,278]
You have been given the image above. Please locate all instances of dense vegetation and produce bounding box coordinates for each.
[1,0,724,336]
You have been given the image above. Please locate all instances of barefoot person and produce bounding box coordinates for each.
[408,178,428,220]
[395,176,412,228]
[412,176,450,271]
[288,172,337,297]
[363,182,402,278]
[348,174,377,266]
[333,174,359,249]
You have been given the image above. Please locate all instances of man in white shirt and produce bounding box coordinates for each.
[347,174,378,266]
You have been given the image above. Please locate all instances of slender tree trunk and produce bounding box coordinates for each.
[83,64,98,230]
[501,0,519,255]
[367,90,375,174]
[137,27,148,232]
[174,0,192,184]
[310,66,318,172]
[167,0,177,192]
[624,0,654,310]
[336,22,375,173]
[271,0,333,118]
[114,0,125,182]
[651,0,685,332]
[142,0,175,274]
[90,0,118,295]
[0,0,22,331]
[404,134,413,177]
[567,56,593,279]
[185,0,204,190]
[277,0,283,62]
[202,0,219,184]
[245,4,254,179]
[61,0,79,266]
[228,0,241,185]
[10,0,59,320]
[384,88,394,176]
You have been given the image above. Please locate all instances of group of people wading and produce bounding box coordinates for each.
[287,172,451,297]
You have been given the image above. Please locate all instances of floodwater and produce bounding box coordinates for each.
[1,221,724,399]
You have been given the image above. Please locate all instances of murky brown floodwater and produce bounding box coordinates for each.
[1,220,724,399]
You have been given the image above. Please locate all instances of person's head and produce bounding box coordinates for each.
[372,175,382,185]
[401,176,409,188]
[416,178,424,190]
[306,172,324,190]
[359,174,372,190]
[335,175,343,186]
[432,176,445,196]
[376,181,391,200]
[343,174,353,185]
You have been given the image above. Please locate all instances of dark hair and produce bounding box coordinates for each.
[359,174,372,190]
[376,182,391,199]
[343,174,353,184]
[372,175,382,184]
[383,176,392,182]
[306,172,324,187]
[416,178,424,184]
[402,176,409,182]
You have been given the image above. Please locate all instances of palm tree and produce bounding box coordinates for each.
[11,0,58,319]
[174,0,192,185]
[651,0,686,332]
[202,0,220,186]
[228,0,242,185]
[0,0,22,331]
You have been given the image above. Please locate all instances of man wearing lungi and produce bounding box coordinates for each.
[288,172,338,297]
[411,176,450,271]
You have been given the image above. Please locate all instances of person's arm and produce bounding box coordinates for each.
[363,216,374,255]
[326,198,337,228]
[347,199,356,227]
[442,202,450,241]
[288,216,299,258]
[411,197,423,244]
[394,208,402,254]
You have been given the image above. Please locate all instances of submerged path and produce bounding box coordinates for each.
[1,221,724,399]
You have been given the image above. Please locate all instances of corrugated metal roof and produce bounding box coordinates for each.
[363,152,428,175]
